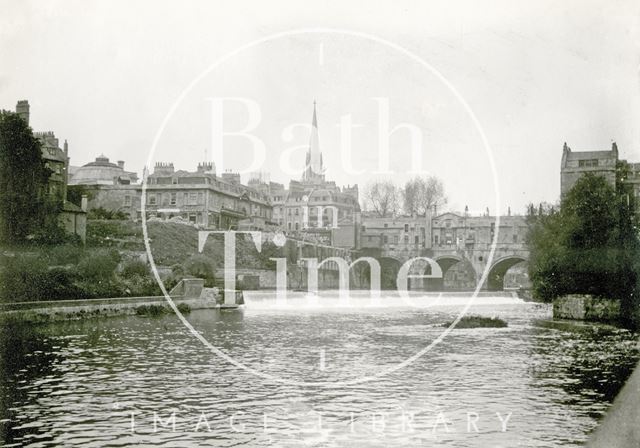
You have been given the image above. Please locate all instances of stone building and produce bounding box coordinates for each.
[144,162,274,230]
[560,141,640,214]
[249,103,361,247]
[69,154,138,185]
[560,142,618,197]
[67,155,141,220]
[14,100,87,242]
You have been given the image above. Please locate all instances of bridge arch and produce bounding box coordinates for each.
[487,256,528,290]
[434,255,477,290]
[379,256,402,290]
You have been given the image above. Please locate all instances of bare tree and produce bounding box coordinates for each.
[363,180,401,217]
[402,176,446,216]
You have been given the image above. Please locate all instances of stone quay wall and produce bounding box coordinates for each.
[0,279,217,322]
[553,294,621,322]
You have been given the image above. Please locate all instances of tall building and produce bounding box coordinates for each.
[302,102,325,184]
[250,102,361,247]
[560,141,640,215]
[560,141,618,198]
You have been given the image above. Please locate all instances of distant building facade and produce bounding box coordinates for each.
[249,103,361,247]
[144,162,274,230]
[560,141,640,215]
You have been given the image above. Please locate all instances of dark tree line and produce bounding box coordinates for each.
[526,170,639,322]
[0,110,59,244]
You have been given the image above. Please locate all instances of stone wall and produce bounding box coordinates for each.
[553,294,621,322]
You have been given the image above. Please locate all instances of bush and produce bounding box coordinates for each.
[0,255,88,302]
[77,249,121,281]
[135,304,167,316]
[176,303,191,314]
[184,254,216,286]
[120,259,149,278]
[441,315,508,329]
[88,207,127,220]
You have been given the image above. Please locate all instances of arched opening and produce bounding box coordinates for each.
[426,256,477,291]
[487,257,528,291]
[503,260,530,290]
[379,257,402,290]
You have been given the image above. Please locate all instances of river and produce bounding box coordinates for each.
[1,293,638,447]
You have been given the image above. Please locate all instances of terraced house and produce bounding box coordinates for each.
[144,162,274,230]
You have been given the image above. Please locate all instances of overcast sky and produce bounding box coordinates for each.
[1,0,639,214]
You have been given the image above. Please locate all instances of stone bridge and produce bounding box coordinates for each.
[361,213,531,291]
[377,242,530,291]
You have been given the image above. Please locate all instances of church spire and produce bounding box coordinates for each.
[302,100,325,183]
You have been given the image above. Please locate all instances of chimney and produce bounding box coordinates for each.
[117,160,125,169]
[16,100,30,125]
[81,195,88,212]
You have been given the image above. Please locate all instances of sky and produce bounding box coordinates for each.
[1,0,639,215]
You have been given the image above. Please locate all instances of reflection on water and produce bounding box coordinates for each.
[0,294,638,447]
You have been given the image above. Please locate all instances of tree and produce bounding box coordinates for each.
[0,110,53,243]
[363,180,401,217]
[402,176,446,216]
[527,174,639,318]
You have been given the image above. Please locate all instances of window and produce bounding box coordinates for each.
[170,193,176,205]
[404,224,409,232]
[172,178,178,184]
[148,194,156,205]
[124,195,131,206]
[434,235,439,245]
[415,236,419,244]
[383,235,388,244]
[404,235,409,243]
[513,234,518,243]
[295,222,299,231]
[384,223,388,228]
[188,193,197,205]
[198,192,204,204]
[578,159,599,167]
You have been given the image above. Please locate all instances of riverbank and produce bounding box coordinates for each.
[0,278,219,323]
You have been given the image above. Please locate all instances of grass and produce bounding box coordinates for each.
[441,315,508,329]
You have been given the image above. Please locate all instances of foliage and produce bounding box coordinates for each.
[527,174,639,317]
[402,176,446,216]
[0,256,89,302]
[0,110,56,243]
[76,249,121,282]
[441,315,508,329]
[183,254,216,286]
[177,302,191,314]
[120,258,149,278]
[88,207,127,220]
[66,185,94,207]
[363,180,401,217]
[135,304,167,317]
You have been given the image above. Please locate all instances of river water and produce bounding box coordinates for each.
[1,293,638,447]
